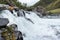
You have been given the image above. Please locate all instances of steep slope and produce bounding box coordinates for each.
[46,0,60,10]
[33,0,56,7]
[32,0,60,14]
[0,0,27,9]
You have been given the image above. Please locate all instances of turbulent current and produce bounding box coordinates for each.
[0,10,60,40]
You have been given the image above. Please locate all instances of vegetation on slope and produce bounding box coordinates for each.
[32,0,60,14]
[0,0,27,9]
[46,0,60,10]
[48,9,60,14]
[0,0,60,13]
[33,0,56,7]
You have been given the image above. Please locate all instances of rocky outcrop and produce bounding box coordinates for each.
[34,6,47,16]
[34,6,45,13]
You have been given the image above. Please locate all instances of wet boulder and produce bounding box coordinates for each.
[0,18,9,29]
[8,24,18,31]
[17,10,25,17]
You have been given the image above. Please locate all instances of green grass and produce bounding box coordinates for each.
[48,8,60,14]
[46,0,60,10]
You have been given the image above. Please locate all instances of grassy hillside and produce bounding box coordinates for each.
[33,0,56,7]
[32,0,60,14]
[48,9,60,14]
[46,0,60,10]
[33,0,60,10]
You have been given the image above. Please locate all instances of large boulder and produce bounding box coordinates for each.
[8,24,18,31]
[0,18,9,29]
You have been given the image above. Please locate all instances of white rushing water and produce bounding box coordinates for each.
[0,10,60,40]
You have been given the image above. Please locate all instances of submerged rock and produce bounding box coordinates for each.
[25,18,34,24]
[17,10,25,17]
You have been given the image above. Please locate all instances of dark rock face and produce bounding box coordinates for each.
[34,6,45,13]
[0,18,9,29]
[34,6,47,16]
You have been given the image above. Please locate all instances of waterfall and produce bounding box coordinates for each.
[0,10,60,40]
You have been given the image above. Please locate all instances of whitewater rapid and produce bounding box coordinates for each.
[0,10,60,40]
